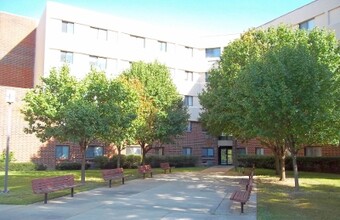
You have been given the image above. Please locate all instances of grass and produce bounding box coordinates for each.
[0,167,205,205]
[253,169,340,220]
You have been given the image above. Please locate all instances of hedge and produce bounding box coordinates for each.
[93,155,142,169]
[237,155,340,174]
[0,162,37,171]
[93,155,198,169]
[55,162,91,170]
[145,155,199,168]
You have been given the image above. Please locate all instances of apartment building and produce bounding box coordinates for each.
[1,2,237,168]
[1,0,339,169]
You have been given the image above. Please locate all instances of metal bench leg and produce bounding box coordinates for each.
[109,180,112,188]
[44,193,48,204]
[150,172,153,178]
[122,177,125,184]
[71,187,74,197]
[241,202,244,213]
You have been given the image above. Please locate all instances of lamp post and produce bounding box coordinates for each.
[3,90,15,193]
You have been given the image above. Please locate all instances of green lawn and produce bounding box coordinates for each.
[0,167,204,205]
[253,169,340,220]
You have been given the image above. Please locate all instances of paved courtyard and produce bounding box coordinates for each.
[0,166,256,220]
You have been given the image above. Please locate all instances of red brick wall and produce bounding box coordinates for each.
[0,86,43,163]
[0,13,36,88]
[155,121,219,165]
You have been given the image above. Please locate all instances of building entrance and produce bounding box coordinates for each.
[218,146,233,165]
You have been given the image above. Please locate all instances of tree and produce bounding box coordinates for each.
[121,61,189,164]
[199,26,340,183]
[98,76,140,168]
[234,44,339,190]
[22,67,121,183]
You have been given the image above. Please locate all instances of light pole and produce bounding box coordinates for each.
[3,90,15,193]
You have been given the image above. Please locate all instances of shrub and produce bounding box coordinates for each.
[0,162,36,171]
[124,155,141,168]
[55,162,90,170]
[145,155,198,168]
[237,155,340,174]
[35,163,48,171]
[93,156,109,169]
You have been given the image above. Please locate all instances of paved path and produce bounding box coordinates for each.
[0,166,256,220]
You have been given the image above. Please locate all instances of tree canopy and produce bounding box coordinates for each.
[121,61,189,163]
[199,26,340,188]
[22,66,139,183]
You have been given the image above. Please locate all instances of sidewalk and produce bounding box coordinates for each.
[0,166,256,220]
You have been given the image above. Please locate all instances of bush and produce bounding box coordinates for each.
[145,155,198,168]
[55,162,90,170]
[124,155,141,168]
[237,155,340,174]
[0,162,36,171]
[35,163,48,171]
[93,156,109,169]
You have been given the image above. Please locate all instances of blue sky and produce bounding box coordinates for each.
[0,0,313,35]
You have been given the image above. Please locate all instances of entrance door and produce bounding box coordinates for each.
[219,146,233,165]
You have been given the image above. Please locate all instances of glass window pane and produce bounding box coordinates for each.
[205,48,221,57]
[56,145,69,159]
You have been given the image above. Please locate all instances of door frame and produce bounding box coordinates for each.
[218,146,233,165]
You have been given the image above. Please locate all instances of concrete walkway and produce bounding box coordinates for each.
[0,166,256,220]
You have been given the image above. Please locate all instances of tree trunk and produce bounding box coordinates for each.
[117,147,121,168]
[79,139,88,185]
[274,152,280,175]
[279,154,286,181]
[232,139,238,169]
[292,152,299,191]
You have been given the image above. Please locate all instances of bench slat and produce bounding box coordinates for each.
[32,175,81,204]
[101,168,125,187]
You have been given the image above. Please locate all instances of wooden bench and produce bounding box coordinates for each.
[138,165,153,179]
[102,168,125,187]
[32,175,82,204]
[230,179,253,213]
[239,170,254,190]
[160,162,172,174]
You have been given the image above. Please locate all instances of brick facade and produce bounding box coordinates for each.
[0,13,36,88]
[1,11,339,169]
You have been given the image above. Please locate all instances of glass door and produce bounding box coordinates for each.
[220,148,227,165]
[227,148,233,165]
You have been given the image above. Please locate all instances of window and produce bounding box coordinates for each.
[182,147,192,156]
[202,148,214,157]
[131,35,145,48]
[184,96,193,106]
[89,56,107,70]
[154,147,164,156]
[186,71,193,81]
[299,18,315,30]
[185,46,193,57]
[255,147,264,155]
[237,147,247,155]
[86,146,103,158]
[55,145,70,159]
[126,145,141,155]
[60,51,73,64]
[158,41,167,52]
[186,121,192,132]
[205,72,209,82]
[205,48,221,58]
[91,27,108,40]
[305,147,322,157]
[62,21,74,34]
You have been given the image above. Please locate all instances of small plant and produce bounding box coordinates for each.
[35,163,48,171]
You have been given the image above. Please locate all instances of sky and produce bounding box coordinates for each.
[0,0,314,36]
